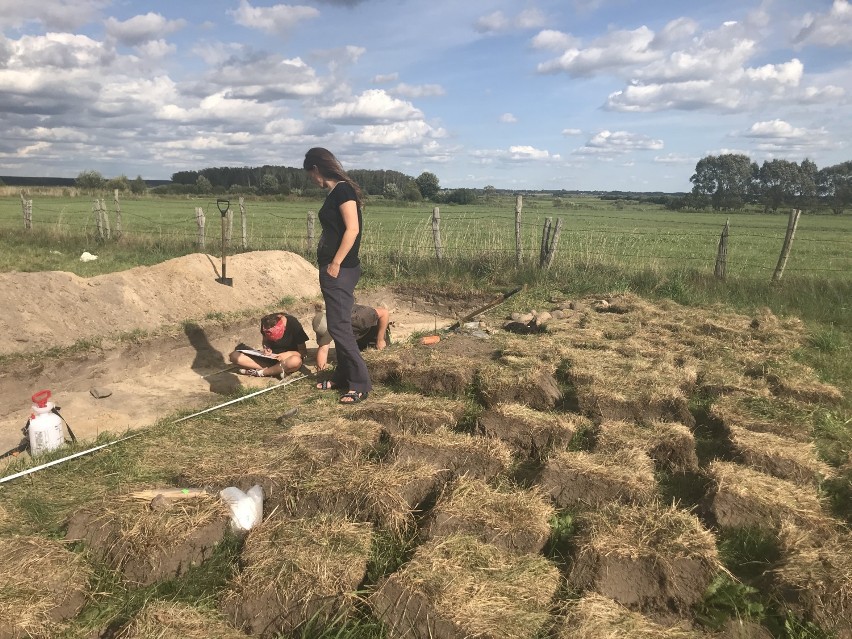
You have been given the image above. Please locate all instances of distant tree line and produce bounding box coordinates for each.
[666,154,851,214]
[163,165,449,202]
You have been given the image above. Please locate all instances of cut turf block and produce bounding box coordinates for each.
[120,601,244,639]
[477,402,587,457]
[705,461,829,532]
[222,515,371,638]
[177,439,316,505]
[727,425,834,486]
[364,347,480,397]
[424,476,554,555]
[555,593,705,638]
[266,417,384,462]
[775,521,852,639]
[538,448,657,508]
[347,392,468,435]
[278,458,443,536]
[759,359,844,405]
[65,492,228,587]
[0,536,92,639]
[477,356,562,411]
[371,534,559,639]
[709,393,812,442]
[561,349,696,426]
[568,502,720,614]
[390,427,513,482]
[595,419,699,473]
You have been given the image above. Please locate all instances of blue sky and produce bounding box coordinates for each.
[1,0,850,191]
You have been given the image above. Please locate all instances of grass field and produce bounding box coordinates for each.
[1,193,851,638]
[1,194,849,283]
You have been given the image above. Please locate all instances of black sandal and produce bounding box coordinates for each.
[339,390,367,404]
[317,380,338,390]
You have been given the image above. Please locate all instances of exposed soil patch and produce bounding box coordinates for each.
[0,252,461,460]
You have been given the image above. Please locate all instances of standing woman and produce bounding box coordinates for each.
[304,147,372,404]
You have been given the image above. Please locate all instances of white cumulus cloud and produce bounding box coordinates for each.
[104,13,186,46]
[317,89,423,124]
[794,0,852,47]
[229,0,319,34]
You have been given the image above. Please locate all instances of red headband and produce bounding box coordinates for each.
[262,317,285,341]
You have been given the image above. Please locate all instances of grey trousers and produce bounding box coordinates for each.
[320,265,372,394]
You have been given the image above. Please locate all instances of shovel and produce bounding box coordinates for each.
[216,198,233,286]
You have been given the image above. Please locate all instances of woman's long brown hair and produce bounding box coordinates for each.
[303,147,363,208]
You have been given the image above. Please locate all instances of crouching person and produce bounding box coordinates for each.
[229,312,309,378]
[313,303,390,372]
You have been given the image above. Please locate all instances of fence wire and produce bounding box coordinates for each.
[2,198,850,277]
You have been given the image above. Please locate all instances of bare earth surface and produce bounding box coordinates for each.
[0,252,457,459]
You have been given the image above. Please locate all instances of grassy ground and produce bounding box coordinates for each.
[1,194,850,638]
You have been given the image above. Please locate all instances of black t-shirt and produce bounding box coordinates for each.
[351,303,379,340]
[260,313,309,353]
[317,181,362,268]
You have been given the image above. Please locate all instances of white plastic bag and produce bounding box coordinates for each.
[219,484,264,532]
[79,251,98,262]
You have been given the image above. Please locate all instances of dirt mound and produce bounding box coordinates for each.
[0,251,321,355]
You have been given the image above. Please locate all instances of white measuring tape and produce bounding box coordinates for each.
[0,374,308,485]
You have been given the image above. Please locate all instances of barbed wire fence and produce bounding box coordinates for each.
[2,192,850,282]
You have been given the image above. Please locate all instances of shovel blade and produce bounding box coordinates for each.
[216,277,234,286]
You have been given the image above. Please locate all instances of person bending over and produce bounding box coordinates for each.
[312,302,390,371]
[228,312,309,378]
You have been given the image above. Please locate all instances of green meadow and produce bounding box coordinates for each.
[1,194,849,286]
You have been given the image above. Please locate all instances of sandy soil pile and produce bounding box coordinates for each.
[0,251,321,355]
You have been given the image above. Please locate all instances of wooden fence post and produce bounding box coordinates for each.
[772,209,801,282]
[514,195,523,266]
[21,193,32,230]
[714,219,729,279]
[101,198,111,240]
[539,217,552,267]
[432,206,443,263]
[543,218,563,269]
[195,207,205,250]
[307,210,315,251]
[113,189,122,239]
[225,207,234,248]
[239,196,247,250]
[93,199,103,239]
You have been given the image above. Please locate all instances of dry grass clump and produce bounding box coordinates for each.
[390,427,513,482]
[221,514,372,638]
[705,461,829,532]
[595,420,698,473]
[283,457,441,535]
[117,600,244,639]
[569,501,720,613]
[538,448,657,508]
[364,345,481,396]
[709,393,813,442]
[65,492,228,586]
[555,593,704,638]
[728,425,834,486]
[477,402,588,457]
[775,520,852,638]
[0,536,93,639]
[561,348,696,426]
[477,356,561,411]
[425,476,554,555]
[177,439,316,498]
[371,533,559,639]
[346,392,468,434]
[268,417,384,462]
[756,358,844,405]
